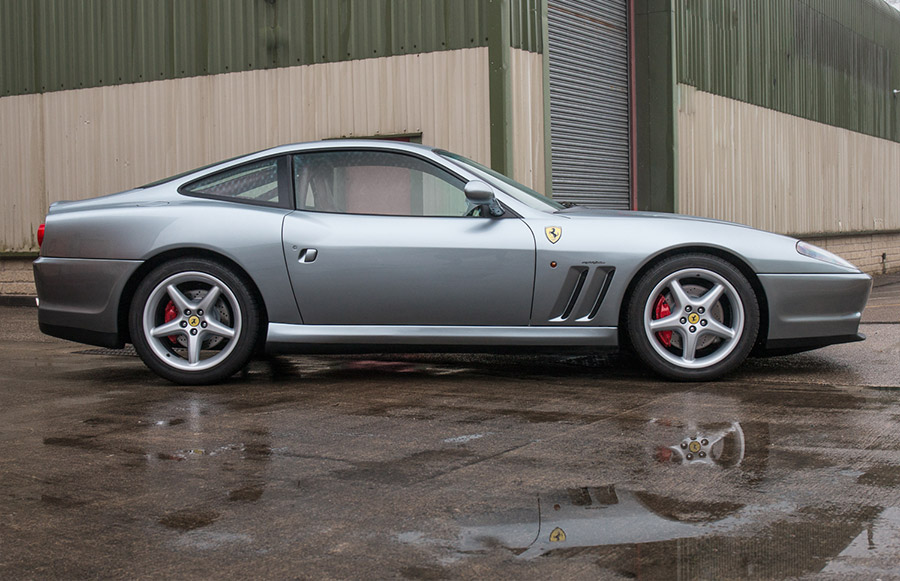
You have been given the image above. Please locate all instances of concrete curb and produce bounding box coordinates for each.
[0,296,36,307]
[872,274,900,288]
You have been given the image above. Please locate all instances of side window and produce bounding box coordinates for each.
[181,157,288,207]
[293,150,472,217]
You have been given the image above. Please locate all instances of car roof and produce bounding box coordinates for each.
[247,139,437,159]
[141,139,444,190]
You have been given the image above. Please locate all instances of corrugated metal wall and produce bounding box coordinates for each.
[0,95,44,252]
[546,0,631,208]
[510,0,543,52]
[0,49,494,252]
[677,85,900,236]
[0,0,542,97]
[675,0,900,143]
[510,48,546,194]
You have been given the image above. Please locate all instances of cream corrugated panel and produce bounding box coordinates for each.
[509,48,545,194]
[0,94,45,251]
[678,84,900,236]
[0,47,490,251]
[430,51,452,152]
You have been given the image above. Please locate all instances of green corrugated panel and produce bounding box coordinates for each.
[511,0,542,51]
[1,0,541,97]
[0,0,36,94]
[206,0,271,75]
[675,0,900,143]
[171,1,206,78]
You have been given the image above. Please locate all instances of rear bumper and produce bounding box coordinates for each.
[33,257,142,348]
[764,332,865,355]
[759,272,872,351]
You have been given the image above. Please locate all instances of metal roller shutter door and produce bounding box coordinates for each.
[547,0,630,208]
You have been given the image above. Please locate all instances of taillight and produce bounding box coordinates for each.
[37,223,45,247]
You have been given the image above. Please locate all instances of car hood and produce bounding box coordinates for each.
[537,206,862,275]
[557,207,757,231]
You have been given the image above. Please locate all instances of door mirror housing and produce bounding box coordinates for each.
[464,181,505,217]
[464,180,494,203]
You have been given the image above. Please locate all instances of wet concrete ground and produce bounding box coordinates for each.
[1,278,899,579]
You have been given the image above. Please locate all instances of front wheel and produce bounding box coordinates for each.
[129,258,262,385]
[626,254,760,381]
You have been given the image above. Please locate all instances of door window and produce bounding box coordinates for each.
[293,151,471,217]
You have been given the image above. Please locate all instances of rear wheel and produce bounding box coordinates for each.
[626,254,759,381]
[129,258,261,384]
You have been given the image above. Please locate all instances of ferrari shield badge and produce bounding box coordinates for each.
[545,226,562,244]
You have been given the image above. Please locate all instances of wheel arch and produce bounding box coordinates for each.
[617,246,770,353]
[117,248,269,345]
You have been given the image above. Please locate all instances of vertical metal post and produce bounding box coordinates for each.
[540,0,553,197]
[487,0,512,177]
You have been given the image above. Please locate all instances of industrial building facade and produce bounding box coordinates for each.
[1,0,899,297]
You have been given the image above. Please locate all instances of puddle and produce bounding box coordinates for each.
[397,406,900,577]
[456,485,769,559]
[40,494,89,508]
[42,435,101,450]
[443,433,491,444]
[159,508,220,531]
[228,485,264,502]
[82,416,119,426]
[333,448,477,486]
[444,483,885,578]
[857,464,900,487]
[154,418,186,426]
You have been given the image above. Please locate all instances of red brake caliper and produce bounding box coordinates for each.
[653,295,672,347]
[164,300,179,343]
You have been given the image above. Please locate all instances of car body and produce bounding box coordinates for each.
[34,140,872,384]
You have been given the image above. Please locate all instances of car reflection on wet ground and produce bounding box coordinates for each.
[1,277,899,579]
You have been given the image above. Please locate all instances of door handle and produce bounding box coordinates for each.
[298,248,318,263]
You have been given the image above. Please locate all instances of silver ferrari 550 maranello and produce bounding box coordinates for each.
[34,140,871,384]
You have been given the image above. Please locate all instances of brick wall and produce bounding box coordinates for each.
[805,231,900,276]
[2,231,898,298]
[0,257,36,296]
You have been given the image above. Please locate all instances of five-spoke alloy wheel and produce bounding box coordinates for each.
[627,254,760,381]
[130,259,261,384]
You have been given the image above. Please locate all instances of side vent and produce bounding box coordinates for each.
[549,267,616,322]
[560,268,589,320]
[584,268,615,321]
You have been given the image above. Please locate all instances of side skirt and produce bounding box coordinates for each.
[265,324,618,354]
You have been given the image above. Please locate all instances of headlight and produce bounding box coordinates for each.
[796,241,856,270]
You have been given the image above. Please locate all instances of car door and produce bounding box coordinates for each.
[281,149,536,326]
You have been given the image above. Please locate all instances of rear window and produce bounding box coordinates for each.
[180,157,290,208]
[140,153,248,189]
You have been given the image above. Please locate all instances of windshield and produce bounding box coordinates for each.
[437,150,564,212]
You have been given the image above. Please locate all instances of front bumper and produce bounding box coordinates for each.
[759,272,872,351]
[33,257,143,348]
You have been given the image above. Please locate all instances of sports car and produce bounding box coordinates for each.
[33,140,872,384]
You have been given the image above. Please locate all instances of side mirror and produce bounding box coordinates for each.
[464,181,494,203]
[464,181,504,217]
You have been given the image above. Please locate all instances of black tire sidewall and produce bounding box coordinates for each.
[129,258,261,385]
[626,254,760,381]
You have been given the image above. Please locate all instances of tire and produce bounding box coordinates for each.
[626,254,759,381]
[129,258,262,385]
